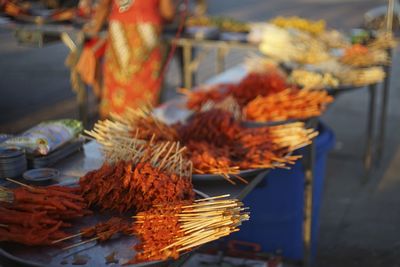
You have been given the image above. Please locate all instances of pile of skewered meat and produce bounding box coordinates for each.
[340,44,388,67]
[228,71,290,107]
[270,16,326,36]
[0,185,90,246]
[289,69,339,89]
[80,161,194,213]
[336,66,386,87]
[244,89,334,122]
[175,109,316,183]
[130,195,249,263]
[183,69,335,123]
[183,70,291,111]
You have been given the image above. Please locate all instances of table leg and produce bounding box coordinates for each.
[303,119,317,267]
[183,43,193,89]
[364,84,377,173]
[376,49,393,166]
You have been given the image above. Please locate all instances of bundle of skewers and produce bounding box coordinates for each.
[289,69,339,89]
[80,139,195,213]
[270,16,326,36]
[340,44,389,67]
[244,89,334,122]
[229,69,290,106]
[181,69,291,112]
[258,24,332,64]
[176,109,317,183]
[366,32,397,50]
[130,195,249,263]
[336,66,386,87]
[182,70,334,124]
[0,181,90,246]
[88,107,178,147]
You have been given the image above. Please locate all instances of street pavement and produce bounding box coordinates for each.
[1,1,400,267]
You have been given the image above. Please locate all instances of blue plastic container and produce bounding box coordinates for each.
[229,121,335,261]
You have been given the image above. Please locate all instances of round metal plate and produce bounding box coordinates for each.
[23,168,60,182]
[0,147,24,159]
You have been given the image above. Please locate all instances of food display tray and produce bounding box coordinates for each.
[241,118,301,128]
[192,168,267,181]
[326,84,369,96]
[0,189,208,267]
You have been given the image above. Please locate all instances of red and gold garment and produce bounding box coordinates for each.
[100,0,163,117]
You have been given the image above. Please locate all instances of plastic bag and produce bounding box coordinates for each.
[2,119,83,155]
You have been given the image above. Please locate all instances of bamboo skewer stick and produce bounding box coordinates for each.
[52,232,84,244]
[194,194,229,201]
[6,178,34,190]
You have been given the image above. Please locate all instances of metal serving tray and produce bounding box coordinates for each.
[192,168,267,181]
[0,189,209,267]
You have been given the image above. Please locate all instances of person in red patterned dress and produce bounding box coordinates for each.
[84,0,175,117]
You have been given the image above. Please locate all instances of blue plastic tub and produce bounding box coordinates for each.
[228,121,335,261]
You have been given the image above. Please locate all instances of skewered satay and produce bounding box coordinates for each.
[0,182,91,247]
[184,71,291,111]
[80,161,194,213]
[1,185,90,219]
[244,89,334,122]
[175,109,317,181]
[0,222,68,246]
[130,195,249,263]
